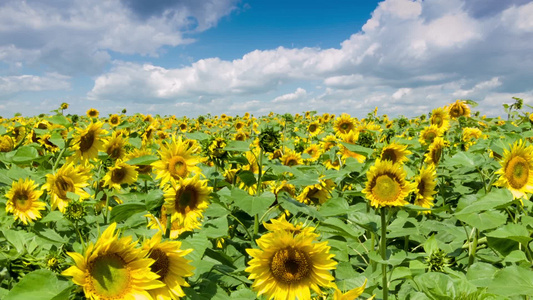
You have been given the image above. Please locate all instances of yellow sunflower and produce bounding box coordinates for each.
[334,114,356,137]
[380,142,412,164]
[425,137,446,166]
[0,135,14,152]
[271,180,297,199]
[263,214,316,237]
[333,279,368,300]
[447,99,471,119]
[339,131,365,163]
[42,162,92,212]
[147,206,181,239]
[297,178,335,205]
[245,229,337,300]
[108,114,121,126]
[430,107,450,131]
[142,232,195,300]
[462,127,483,150]
[320,135,337,152]
[307,121,322,136]
[62,223,164,299]
[71,121,108,163]
[362,159,416,208]
[86,108,99,118]
[126,148,154,175]
[413,164,437,212]
[494,140,533,199]
[103,160,138,190]
[303,144,322,162]
[5,178,45,225]
[162,174,211,235]
[152,136,201,186]
[104,131,128,160]
[281,148,304,167]
[419,125,443,146]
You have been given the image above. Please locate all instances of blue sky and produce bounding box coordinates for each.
[1,0,532,118]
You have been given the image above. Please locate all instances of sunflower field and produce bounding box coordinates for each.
[0,98,532,300]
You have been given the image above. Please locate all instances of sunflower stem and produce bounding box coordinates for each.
[104,191,110,225]
[74,221,86,250]
[380,206,389,300]
[165,213,171,239]
[468,227,479,267]
[52,146,67,172]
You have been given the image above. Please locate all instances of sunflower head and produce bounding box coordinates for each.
[362,159,416,208]
[448,100,471,119]
[0,135,14,152]
[62,223,164,299]
[152,136,201,186]
[430,107,450,131]
[334,114,356,137]
[245,229,337,300]
[64,200,87,223]
[5,178,46,225]
[413,164,437,212]
[281,148,303,167]
[142,232,195,299]
[425,137,446,166]
[380,142,412,164]
[72,121,108,163]
[494,140,533,199]
[86,108,99,118]
[103,160,138,190]
[108,114,121,126]
[259,127,281,153]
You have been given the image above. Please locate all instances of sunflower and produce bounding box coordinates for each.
[448,100,471,119]
[71,121,108,163]
[108,114,121,126]
[297,178,335,205]
[163,174,211,235]
[325,157,341,170]
[281,148,304,167]
[5,178,45,224]
[430,107,450,131]
[419,125,443,146]
[62,223,164,299]
[0,135,14,152]
[152,136,201,186]
[494,140,533,199]
[86,108,99,118]
[362,159,416,208]
[104,131,128,160]
[380,142,412,164]
[461,127,483,150]
[333,279,368,300]
[235,120,246,131]
[147,206,182,239]
[425,137,446,166]
[126,148,154,174]
[321,135,338,152]
[271,180,297,200]
[307,121,321,136]
[413,164,437,212]
[303,144,322,162]
[42,162,92,212]
[142,232,195,300]
[334,114,356,137]
[103,160,138,190]
[234,130,248,141]
[339,131,365,163]
[264,214,315,237]
[245,229,337,300]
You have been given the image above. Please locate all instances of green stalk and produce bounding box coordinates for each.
[74,221,86,250]
[254,148,264,236]
[381,207,389,300]
[165,213,172,239]
[468,228,479,267]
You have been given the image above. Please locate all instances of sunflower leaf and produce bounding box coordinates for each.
[4,269,72,300]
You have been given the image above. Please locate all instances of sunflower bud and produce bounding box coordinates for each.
[357,131,375,148]
[426,249,450,272]
[64,201,87,223]
[259,127,281,153]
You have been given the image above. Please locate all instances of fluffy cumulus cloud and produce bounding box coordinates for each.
[0,0,239,75]
[88,0,533,117]
[0,73,70,95]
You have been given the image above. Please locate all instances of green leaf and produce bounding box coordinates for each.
[109,202,146,222]
[4,269,71,300]
[230,289,257,300]
[12,145,39,163]
[486,223,532,245]
[223,141,250,152]
[466,262,498,287]
[125,155,159,165]
[231,189,274,217]
[455,210,507,232]
[455,188,512,215]
[203,216,229,239]
[339,142,373,157]
[39,211,64,223]
[237,170,257,186]
[46,115,71,127]
[488,266,533,297]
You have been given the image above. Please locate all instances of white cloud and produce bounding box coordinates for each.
[0,0,239,75]
[0,73,70,95]
[272,88,307,103]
